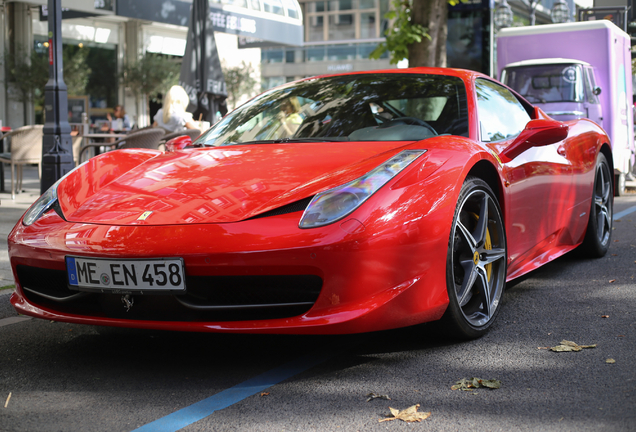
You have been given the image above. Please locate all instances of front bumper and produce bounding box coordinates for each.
[9,204,451,334]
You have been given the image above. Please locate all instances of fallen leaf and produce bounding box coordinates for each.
[379,404,431,423]
[606,359,616,364]
[611,254,618,256]
[550,340,596,352]
[451,378,501,391]
[260,392,270,397]
[609,279,616,283]
[4,392,11,408]
[602,315,609,318]
[366,392,391,402]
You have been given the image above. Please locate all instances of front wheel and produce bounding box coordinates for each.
[440,177,507,339]
[580,153,613,257]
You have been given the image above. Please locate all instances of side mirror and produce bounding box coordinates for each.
[165,135,192,152]
[593,87,601,96]
[501,119,569,161]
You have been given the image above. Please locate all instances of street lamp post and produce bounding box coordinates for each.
[551,0,571,23]
[41,0,74,194]
[494,0,514,29]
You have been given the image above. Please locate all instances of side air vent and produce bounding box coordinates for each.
[248,196,313,220]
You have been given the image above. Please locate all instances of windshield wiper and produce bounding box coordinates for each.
[221,137,350,146]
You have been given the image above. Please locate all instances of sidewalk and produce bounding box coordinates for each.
[1,164,41,288]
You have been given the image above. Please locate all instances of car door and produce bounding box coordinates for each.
[474,78,573,276]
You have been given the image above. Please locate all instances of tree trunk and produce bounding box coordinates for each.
[409,0,448,67]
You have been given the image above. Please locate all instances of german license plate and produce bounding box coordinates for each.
[66,256,186,293]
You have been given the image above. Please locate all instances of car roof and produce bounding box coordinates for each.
[300,67,488,84]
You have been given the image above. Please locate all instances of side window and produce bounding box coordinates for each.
[584,67,600,105]
[475,78,531,142]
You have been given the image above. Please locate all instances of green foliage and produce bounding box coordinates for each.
[120,53,180,101]
[369,0,430,65]
[1,47,49,105]
[222,61,258,110]
[85,46,118,107]
[63,47,92,96]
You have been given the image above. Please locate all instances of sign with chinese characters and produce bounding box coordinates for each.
[117,1,303,46]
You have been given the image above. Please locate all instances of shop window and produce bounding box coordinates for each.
[327,44,356,60]
[360,0,376,9]
[309,16,325,41]
[307,46,326,61]
[282,0,300,18]
[262,49,284,63]
[360,12,376,38]
[263,0,285,15]
[330,0,354,10]
[328,14,356,39]
[308,1,326,12]
[357,42,386,59]
[218,0,248,6]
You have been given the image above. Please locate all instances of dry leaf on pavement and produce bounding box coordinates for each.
[366,392,391,402]
[550,340,596,352]
[606,359,616,364]
[379,404,431,423]
[451,378,501,391]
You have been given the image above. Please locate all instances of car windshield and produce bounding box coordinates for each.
[504,64,585,103]
[195,73,469,146]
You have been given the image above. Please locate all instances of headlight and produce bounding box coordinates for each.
[299,150,425,228]
[22,161,87,226]
[22,181,60,226]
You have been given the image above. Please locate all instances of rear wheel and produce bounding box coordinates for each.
[581,153,613,257]
[440,177,507,339]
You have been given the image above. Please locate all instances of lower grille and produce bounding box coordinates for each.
[16,265,322,321]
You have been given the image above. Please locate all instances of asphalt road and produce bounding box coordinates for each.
[1,195,635,432]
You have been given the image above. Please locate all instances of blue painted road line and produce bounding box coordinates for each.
[613,205,636,221]
[132,351,335,432]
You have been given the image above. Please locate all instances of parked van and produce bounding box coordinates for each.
[498,20,635,195]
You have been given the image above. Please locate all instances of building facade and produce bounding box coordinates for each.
[0,0,302,129]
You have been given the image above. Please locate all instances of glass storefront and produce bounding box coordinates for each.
[304,0,388,41]
[32,36,118,124]
[261,42,387,64]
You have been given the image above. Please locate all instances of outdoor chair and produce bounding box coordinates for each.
[0,125,44,199]
[72,134,83,165]
[78,127,165,163]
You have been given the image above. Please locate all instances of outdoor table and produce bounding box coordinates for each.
[79,132,127,162]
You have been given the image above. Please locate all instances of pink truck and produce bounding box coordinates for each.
[497,20,635,195]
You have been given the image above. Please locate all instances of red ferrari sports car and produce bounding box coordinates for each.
[9,68,613,339]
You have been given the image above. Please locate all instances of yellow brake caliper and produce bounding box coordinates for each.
[471,212,492,281]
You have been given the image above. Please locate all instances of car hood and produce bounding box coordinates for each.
[58,141,417,225]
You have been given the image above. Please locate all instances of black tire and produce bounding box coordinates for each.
[614,172,626,197]
[440,177,507,339]
[580,153,613,257]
